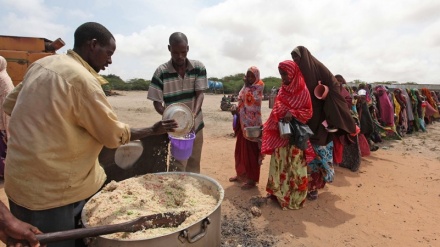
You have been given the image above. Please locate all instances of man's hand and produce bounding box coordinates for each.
[0,214,42,247]
[152,119,178,134]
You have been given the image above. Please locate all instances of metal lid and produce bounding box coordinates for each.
[162,103,194,137]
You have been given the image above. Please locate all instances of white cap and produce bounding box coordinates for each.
[358,89,367,96]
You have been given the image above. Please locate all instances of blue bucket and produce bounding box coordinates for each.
[170,132,196,160]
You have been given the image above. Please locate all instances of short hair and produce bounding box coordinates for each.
[169,32,188,46]
[73,22,114,48]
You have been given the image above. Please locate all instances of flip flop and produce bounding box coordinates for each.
[229,176,239,182]
[241,182,256,190]
[307,191,318,201]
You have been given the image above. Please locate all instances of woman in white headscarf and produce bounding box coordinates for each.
[0,56,14,178]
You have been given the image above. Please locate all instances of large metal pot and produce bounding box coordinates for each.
[82,172,224,247]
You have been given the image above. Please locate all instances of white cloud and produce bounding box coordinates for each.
[1,0,439,84]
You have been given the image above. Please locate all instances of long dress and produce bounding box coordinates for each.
[232,66,264,184]
[261,60,314,210]
[308,142,335,191]
[233,117,261,183]
[266,145,308,210]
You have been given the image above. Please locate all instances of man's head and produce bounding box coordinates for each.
[168,32,189,68]
[73,22,115,73]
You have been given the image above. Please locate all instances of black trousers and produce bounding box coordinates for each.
[9,200,86,247]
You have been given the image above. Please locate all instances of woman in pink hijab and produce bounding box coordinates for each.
[229,66,264,189]
[374,85,394,127]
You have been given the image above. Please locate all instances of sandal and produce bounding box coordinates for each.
[229,176,239,182]
[241,182,256,190]
[307,190,318,201]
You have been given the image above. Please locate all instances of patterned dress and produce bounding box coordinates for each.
[262,60,314,210]
[233,66,264,184]
[266,145,308,209]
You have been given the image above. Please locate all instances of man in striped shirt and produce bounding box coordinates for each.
[147,32,208,173]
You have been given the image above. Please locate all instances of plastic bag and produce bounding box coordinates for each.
[289,118,314,150]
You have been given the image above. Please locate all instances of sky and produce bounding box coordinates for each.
[1,0,440,84]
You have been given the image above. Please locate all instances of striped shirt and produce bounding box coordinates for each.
[147,59,208,132]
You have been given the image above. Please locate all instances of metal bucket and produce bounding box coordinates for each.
[82,172,224,247]
[278,121,292,138]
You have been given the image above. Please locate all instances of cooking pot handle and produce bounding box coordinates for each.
[178,218,211,243]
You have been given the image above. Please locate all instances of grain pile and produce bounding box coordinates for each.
[83,173,218,240]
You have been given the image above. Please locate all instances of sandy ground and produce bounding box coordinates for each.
[1,91,439,247]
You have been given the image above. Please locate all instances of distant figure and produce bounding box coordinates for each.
[0,56,13,178]
[148,32,208,173]
[374,85,394,127]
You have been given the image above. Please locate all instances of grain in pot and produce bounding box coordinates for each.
[83,174,218,240]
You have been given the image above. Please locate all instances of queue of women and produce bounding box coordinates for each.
[229,46,440,210]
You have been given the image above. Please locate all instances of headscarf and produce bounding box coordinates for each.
[236,66,264,140]
[292,46,356,145]
[421,88,437,110]
[375,85,394,126]
[401,88,414,121]
[421,88,439,117]
[0,56,14,132]
[261,60,314,162]
[431,91,439,104]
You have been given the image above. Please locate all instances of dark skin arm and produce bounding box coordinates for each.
[191,90,205,132]
[130,119,178,140]
[153,101,165,115]
[193,90,204,117]
[0,202,43,247]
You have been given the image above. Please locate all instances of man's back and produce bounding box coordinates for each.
[4,52,121,210]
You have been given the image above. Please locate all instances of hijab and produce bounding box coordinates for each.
[292,46,356,145]
[261,60,315,162]
[237,66,264,140]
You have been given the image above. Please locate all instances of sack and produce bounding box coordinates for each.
[289,118,314,150]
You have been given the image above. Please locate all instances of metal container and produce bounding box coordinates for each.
[82,172,224,247]
[244,126,261,138]
[278,121,292,138]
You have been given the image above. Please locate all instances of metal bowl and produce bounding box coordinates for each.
[162,103,194,138]
[245,126,262,138]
